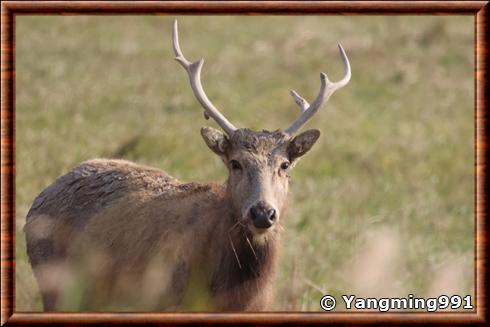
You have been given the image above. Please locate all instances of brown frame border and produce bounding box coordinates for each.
[1,1,487,325]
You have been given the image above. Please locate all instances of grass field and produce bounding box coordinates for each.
[15,16,474,311]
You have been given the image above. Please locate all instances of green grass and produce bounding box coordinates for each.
[15,16,474,311]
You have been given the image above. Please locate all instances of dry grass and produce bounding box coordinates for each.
[15,16,474,311]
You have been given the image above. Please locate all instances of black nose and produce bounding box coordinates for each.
[250,202,276,229]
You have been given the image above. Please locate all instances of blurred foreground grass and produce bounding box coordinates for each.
[15,16,474,311]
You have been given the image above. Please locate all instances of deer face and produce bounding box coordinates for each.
[173,20,350,236]
[201,127,320,236]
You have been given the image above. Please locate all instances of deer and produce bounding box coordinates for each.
[24,20,351,312]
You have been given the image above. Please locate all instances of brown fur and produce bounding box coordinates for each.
[25,128,320,311]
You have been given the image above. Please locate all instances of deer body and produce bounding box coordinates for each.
[25,158,278,310]
[25,21,351,311]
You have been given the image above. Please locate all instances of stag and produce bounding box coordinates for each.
[24,21,351,311]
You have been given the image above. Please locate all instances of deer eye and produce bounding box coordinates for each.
[229,160,242,171]
[280,161,290,170]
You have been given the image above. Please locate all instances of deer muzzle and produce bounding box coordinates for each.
[249,201,277,229]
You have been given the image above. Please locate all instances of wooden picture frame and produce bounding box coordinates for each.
[1,1,487,325]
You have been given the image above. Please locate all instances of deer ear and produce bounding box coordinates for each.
[287,129,320,161]
[201,127,230,156]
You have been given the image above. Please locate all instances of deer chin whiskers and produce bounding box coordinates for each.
[248,225,279,246]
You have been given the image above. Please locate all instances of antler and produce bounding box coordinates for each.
[285,44,351,135]
[172,20,237,136]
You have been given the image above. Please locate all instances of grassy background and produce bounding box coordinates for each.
[15,16,474,311]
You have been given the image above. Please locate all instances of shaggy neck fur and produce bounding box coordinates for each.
[207,187,280,311]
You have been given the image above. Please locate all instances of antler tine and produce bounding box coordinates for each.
[172,20,237,136]
[285,43,351,135]
[290,90,309,113]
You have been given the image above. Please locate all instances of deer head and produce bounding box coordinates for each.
[172,20,351,238]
